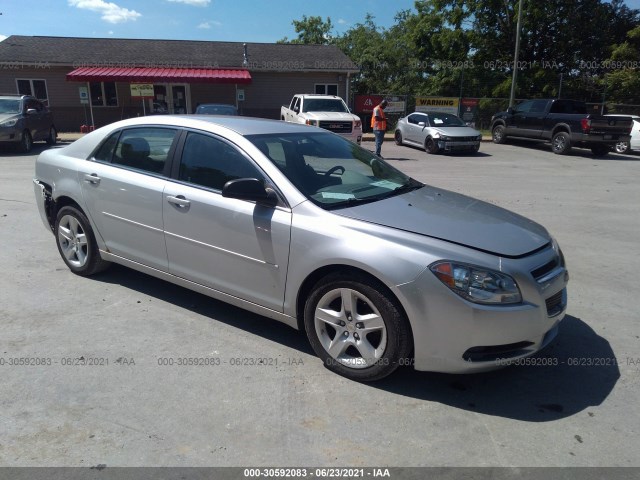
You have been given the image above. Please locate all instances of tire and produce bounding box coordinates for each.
[551,131,572,155]
[46,126,57,145]
[19,130,33,153]
[303,272,411,382]
[394,130,403,146]
[492,124,507,144]
[55,206,110,276]
[425,137,440,154]
[591,145,610,157]
[614,141,630,154]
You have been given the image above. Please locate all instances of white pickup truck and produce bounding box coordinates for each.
[281,94,362,144]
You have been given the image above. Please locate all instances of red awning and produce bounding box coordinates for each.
[66,67,252,84]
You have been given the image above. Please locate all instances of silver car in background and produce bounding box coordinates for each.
[33,116,568,381]
[395,111,482,154]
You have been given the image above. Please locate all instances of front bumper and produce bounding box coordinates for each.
[33,179,54,232]
[437,138,481,151]
[0,128,20,143]
[398,243,568,373]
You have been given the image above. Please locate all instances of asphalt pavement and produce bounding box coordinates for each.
[0,138,639,469]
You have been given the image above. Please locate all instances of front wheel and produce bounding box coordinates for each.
[46,126,57,145]
[394,130,403,146]
[492,125,507,144]
[614,141,630,154]
[304,273,411,382]
[20,130,33,153]
[55,206,110,276]
[425,137,440,154]
[551,132,572,155]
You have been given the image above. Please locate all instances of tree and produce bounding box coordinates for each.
[278,16,334,45]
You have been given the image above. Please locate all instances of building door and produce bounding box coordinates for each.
[148,84,190,115]
[170,85,189,114]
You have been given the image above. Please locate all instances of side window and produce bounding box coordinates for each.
[112,128,177,174]
[514,100,534,113]
[531,100,548,113]
[92,132,120,163]
[179,132,264,191]
[408,114,418,125]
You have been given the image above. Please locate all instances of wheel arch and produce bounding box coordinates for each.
[295,264,415,354]
[50,195,85,229]
[551,124,571,136]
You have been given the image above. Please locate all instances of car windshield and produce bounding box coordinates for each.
[0,99,21,114]
[428,113,466,127]
[302,99,348,113]
[196,105,237,115]
[247,132,422,209]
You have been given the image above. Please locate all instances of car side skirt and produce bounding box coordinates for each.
[100,250,299,330]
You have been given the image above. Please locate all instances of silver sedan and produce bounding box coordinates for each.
[395,111,482,154]
[33,116,568,381]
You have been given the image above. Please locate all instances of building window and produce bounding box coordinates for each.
[315,84,338,95]
[16,79,49,104]
[90,82,118,107]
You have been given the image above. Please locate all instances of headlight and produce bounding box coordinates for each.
[476,135,482,141]
[440,135,451,141]
[430,261,522,305]
[0,118,18,128]
[305,119,317,126]
[354,120,362,128]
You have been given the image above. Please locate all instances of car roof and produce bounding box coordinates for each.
[84,114,319,138]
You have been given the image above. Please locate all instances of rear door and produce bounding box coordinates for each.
[163,130,292,311]
[79,127,179,271]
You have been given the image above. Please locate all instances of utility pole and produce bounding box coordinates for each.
[509,0,524,108]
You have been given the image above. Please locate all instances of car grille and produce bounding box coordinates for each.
[319,121,352,133]
[545,289,566,317]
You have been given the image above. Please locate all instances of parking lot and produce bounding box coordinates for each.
[1,138,639,467]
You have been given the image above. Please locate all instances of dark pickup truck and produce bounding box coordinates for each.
[491,99,632,156]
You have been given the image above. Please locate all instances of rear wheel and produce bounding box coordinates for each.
[492,124,507,144]
[394,130,403,146]
[55,206,110,276]
[551,131,572,155]
[304,273,410,382]
[19,130,33,153]
[425,137,440,154]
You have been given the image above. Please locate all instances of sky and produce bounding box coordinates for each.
[1,0,639,44]
[0,0,420,43]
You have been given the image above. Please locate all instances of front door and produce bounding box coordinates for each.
[163,131,292,312]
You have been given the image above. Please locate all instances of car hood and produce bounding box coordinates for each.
[431,126,480,136]
[0,113,20,123]
[336,186,551,257]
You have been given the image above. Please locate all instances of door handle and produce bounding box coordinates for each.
[167,195,190,208]
[83,173,101,184]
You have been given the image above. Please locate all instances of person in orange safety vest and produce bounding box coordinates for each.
[371,99,388,157]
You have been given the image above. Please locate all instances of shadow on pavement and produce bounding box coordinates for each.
[94,265,619,422]
[505,138,639,161]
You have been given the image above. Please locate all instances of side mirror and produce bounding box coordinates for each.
[26,108,38,115]
[507,107,515,115]
[418,122,426,127]
[222,178,278,207]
